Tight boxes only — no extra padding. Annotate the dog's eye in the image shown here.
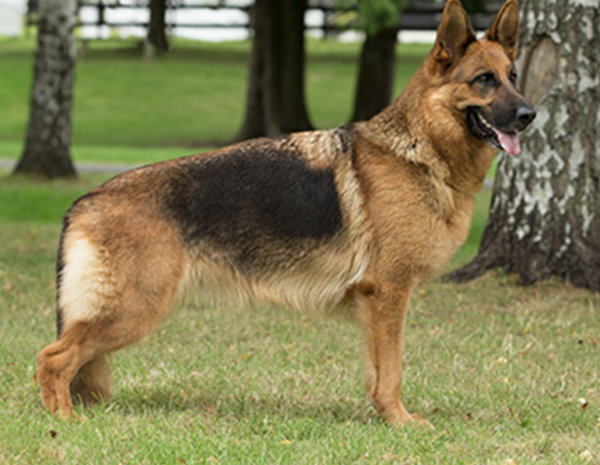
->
[474,72,496,85]
[509,70,518,83]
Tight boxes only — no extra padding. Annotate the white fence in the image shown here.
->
[0,0,25,37]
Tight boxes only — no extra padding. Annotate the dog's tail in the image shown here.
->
[56,217,69,338]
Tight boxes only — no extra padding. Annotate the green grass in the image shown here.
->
[1,37,599,463]
[1,174,599,464]
[0,140,196,168]
[0,36,496,177]
[0,37,430,158]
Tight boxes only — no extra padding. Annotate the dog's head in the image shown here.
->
[427,0,535,155]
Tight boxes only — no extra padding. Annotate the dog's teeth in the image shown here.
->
[478,113,492,129]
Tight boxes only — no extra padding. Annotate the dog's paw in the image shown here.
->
[408,413,434,430]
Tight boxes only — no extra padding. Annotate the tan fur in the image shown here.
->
[59,232,114,323]
[37,0,531,428]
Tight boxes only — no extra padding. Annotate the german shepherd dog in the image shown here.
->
[37,0,535,427]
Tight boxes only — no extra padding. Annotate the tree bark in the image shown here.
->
[350,27,398,122]
[145,0,170,60]
[234,0,280,140]
[15,0,77,179]
[277,0,312,133]
[234,0,312,141]
[449,0,600,291]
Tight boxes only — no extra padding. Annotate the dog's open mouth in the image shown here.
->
[466,108,521,155]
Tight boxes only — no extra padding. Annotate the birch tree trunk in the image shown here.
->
[15,0,77,179]
[450,0,600,291]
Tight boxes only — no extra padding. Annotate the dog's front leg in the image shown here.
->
[358,279,431,428]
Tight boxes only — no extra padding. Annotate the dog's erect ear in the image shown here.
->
[432,0,476,68]
[485,0,519,60]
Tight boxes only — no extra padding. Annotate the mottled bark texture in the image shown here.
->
[450,0,600,291]
[15,0,77,179]
[234,0,312,141]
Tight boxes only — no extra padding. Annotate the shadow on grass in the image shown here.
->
[109,385,374,426]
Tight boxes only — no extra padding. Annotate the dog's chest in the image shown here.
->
[357,157,474,278]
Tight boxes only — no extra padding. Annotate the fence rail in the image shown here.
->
[27,1,498,35]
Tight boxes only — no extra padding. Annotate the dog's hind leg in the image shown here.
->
[37,289,185,418]
[36,325,96,419]
[37,304,175,418]
[37,321,121,418]
[70,353,111,408]
[37,226,187,418]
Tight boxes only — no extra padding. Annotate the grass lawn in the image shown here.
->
[1,172,599,464]
[0,36,429,160]
[0,37,598,463]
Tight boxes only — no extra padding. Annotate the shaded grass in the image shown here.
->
[0,140,200,168]
[0,37,430,153]
[1,174,599,464]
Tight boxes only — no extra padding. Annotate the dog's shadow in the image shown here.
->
[99,385,373,425]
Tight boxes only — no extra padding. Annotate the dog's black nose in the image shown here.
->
[516,105,536,128]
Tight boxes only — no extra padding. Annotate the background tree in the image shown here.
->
[461,0,488,14]
[144,0,170,60]
[276,0,312,133]
[350,0,408,122]
[235,0,312,141]
[450,0,600,291]
[15,0,77,179]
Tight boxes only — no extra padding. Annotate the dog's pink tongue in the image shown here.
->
[494,129,521,155]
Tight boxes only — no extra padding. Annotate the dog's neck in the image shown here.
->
[364,70,497,196]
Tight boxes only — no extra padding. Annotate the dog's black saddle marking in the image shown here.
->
[165,147,343,249]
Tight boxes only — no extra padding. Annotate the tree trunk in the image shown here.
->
[234,0,280,140]
[145,0,170,60]
[350,27,397,122]
[235,0,312,141]
[15,0,77,179]
[449,0,600,291]
[277,0,312,133]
